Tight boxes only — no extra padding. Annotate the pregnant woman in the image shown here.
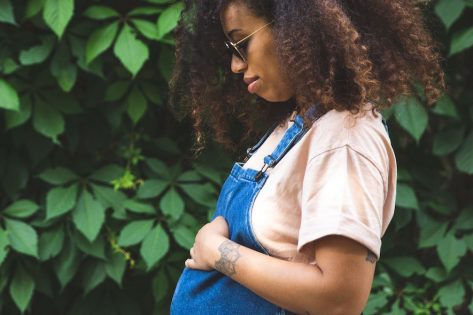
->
[169,0,445,314]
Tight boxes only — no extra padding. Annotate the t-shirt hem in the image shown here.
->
[297,214,382,259]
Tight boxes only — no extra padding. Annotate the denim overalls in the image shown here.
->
[170,108,389,315]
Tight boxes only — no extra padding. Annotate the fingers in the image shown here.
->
[190,246,195,258]
[185,258,194,268]
[186,246,195,268]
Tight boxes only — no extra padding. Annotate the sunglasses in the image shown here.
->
[224,21,274,63]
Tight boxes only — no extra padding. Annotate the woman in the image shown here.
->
[170,0,445,314]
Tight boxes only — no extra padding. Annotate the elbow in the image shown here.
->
[331,303,365,315]
[307,301,364,315]
[306,282,369,315]
[305,302,364,315]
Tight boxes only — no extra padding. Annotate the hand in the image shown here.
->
[186,216,229,271]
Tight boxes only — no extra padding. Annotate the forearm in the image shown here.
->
[208,236,362,315]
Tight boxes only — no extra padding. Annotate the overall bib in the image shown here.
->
[170,108,389,315]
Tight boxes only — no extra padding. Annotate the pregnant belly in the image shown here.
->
[170,267,282,315]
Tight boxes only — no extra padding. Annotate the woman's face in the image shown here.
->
[220,2,294,102]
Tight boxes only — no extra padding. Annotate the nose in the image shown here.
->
[230,54,247,73]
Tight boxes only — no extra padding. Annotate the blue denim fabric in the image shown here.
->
[171,108,389,315]
[170,113,311,315]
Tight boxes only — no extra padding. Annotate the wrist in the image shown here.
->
[208,235,229,268]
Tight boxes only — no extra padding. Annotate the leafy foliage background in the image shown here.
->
[0,0,472,314]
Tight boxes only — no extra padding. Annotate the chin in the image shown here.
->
[258,92,293,103]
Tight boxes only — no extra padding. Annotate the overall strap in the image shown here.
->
[244,120,280,162]
[255,104,322,180]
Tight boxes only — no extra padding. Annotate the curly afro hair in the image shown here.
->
[169,0,446,154]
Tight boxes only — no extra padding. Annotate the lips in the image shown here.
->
[244,76,259,85]
[244,76,259,94]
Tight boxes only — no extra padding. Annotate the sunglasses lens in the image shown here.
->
[224,41,246,61]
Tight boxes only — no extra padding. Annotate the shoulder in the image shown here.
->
[305,105,392,161]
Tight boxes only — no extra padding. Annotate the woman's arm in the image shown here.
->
[190,231,376,315]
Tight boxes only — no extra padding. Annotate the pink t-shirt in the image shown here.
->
[243,106,397,265]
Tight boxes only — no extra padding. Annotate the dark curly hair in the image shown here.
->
[169,0,446,154]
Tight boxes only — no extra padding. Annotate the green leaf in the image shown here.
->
[19,37,55,65]
[418,214,448,248]
[43,0,74,38]
[0,228,9,266]
[72,191,105,242]
[160,187,184,220]
[38,225,64,261]
[394,96,428,143]
[3,200,39,218]
[363,292,389,315]
[427,192,457,215]
[129,7,163,17]
[83,5,119,20]
[91,184,127,219]
[105,251,127,287]
[455,130,473,174]
[137,179,168,199]
[146,158,170,178]
[104,81,130,101]
[118,219,155,247]
[38,167,78,185]
[123,199,155,214]
[425,266,447,283]
[152,268,169,303]
[86,21,119,64]
[194,162,222,184]
[395,183,419,210]
[383,256,425,277]
[156,2,184,39]
[436,233,467,272]
[127,87,147,124]
[454,206,473,230]
[74,232,105,259]
[388,299,406,315]
[46,184,78,220]
[81,259,106,295]
[53,239,80,288]
[33,101,65,144]
[0,0,16,25]
[5,218,38,258]
[450,26,473,56]
[434,0,465,30]
[433,126,465,156]
[113,23,149,77]
[140,224,169,270]
[50,44,77,92]
[2,58,19,74]
[438,280,465,309]
[172,226,195,250]
[432,94,460,119]
[180,183,216,207]
[5,96,32,129]
[25,0,46,19]
[0,79,20,111]
[9,266,35,313]
[89,164,124,183]
[132,19,160,40]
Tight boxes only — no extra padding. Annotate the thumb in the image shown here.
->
[185,259,195,269]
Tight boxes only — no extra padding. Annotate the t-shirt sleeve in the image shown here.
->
[297,145,386,258]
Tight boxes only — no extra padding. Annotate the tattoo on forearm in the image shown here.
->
[215,240,241,277]
[365,250,377,264]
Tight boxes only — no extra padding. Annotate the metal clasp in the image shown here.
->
[255,163,269,181]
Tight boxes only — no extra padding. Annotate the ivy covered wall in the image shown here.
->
[0,0,472,314]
